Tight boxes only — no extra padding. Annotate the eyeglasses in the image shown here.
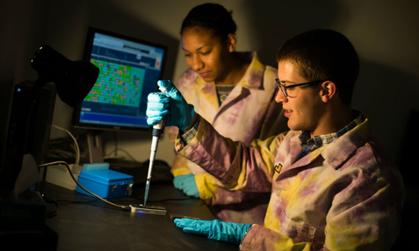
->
[275,78,325,98]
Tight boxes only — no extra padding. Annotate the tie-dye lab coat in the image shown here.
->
[175,118,404,250]
[167,52,288,224]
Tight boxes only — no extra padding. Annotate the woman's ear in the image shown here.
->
[227,34,237,52]
[320,81,337,103]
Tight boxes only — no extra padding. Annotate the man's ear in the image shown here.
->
[227,33,237,52]
[319,81,337,103]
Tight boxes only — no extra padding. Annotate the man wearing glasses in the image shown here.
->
[146,29,404,250]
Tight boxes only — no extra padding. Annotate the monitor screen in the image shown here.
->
[73,27,167,131]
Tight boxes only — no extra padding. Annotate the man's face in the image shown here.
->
[275,60,324,133]
[181,26,230,83]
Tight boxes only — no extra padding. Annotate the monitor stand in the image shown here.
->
[86,132,104,163]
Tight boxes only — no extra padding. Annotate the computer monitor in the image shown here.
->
[72,27,167,162]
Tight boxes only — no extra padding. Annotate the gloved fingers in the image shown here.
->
[157,79,184,101]
[184,189,199,198]
[174,218,211,236]
[183,183,199,198]
[187,220,210,232]
[174,218,207,228]
[173,174,192,188]
[173,177,181,188]
[173,176,186,189]
[173,217,199,228]
[146,108,168,117]
[175,218,251,244]
[146,94,169,115]
[147,92,170,103]
[146,92,170,126]
[146,101,168,111]
[173,175,185,187]
[157,80,174,93]
[146,116,165,126]
[173,175,199,198]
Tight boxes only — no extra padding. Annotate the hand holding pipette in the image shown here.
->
[144,80,195,206]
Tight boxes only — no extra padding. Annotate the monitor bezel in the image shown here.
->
[72,27,167,132]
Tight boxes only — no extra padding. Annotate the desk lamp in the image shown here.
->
[0,44,99,198]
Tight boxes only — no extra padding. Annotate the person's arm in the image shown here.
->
[174,102,286,200]
[175,119,282,193]
[176,161,403,251]
[173,117,403,250]
[194,172,226,201]
[166,127,196,189]
[146,79,279,195]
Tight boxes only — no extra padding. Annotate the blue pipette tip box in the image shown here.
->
[76,162,134,199]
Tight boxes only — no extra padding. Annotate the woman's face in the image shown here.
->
[181,26,231,83]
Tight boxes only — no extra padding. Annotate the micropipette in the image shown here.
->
[131,115,166,215]
[143,121,164,207]
[141,82,169,210]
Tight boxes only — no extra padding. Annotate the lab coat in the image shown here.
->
[168,52,288,223]
[176,117,404,250]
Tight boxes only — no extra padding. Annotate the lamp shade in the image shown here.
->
[30,44,99,107]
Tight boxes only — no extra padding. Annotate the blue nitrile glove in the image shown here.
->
[146,92,169,125]
[173,174,199,198]
[173,218,252,244]
[146,80,195,132]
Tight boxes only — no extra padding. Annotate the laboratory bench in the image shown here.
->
[43,182,237,251]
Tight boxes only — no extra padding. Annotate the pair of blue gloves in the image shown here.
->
[146,80,199,198]
[174,218,252,245]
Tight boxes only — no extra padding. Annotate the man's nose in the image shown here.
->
[275,88,287,103]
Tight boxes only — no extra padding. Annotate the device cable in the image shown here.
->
[52,124,80,167]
